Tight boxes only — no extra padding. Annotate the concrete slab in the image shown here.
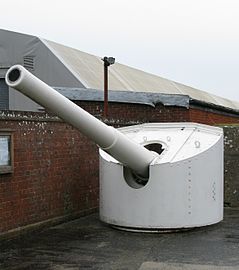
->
[0,208,239,270]
[139,262,238,270]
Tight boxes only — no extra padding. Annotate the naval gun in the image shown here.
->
[5,65,157,180]
[6,65,224,231]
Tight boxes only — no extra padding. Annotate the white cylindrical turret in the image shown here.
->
[5,65,157,178]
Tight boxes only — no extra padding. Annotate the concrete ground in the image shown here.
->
[0,208,239,270]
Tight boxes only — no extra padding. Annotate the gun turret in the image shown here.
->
[6,65,223,231]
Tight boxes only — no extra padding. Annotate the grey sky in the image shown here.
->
[1,0,239,101]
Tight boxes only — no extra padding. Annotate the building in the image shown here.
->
[1,29,239,119]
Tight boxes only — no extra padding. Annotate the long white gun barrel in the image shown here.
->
[5,65,157,178]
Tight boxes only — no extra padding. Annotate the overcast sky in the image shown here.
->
[1,0,239,101]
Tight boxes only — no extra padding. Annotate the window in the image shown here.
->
[0,132,14,174]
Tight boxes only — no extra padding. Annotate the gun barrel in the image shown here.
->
[5,65,157,177]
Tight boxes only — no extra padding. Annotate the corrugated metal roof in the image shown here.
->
[44,39,239,111]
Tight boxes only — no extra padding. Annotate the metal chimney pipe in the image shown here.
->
[5,65,158,178]
[102,56,115,118]
[103,62,108,118]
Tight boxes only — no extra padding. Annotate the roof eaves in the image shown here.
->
[54,87,190,108]
[190,98,239,115]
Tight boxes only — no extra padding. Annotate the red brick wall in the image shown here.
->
[189,107,239,124]
[0,113,99,234]
[0,102,239,235]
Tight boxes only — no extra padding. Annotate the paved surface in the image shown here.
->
[0,208,239,270]
[139,262,238,269]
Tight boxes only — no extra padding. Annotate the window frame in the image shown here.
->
[0,131,14,174]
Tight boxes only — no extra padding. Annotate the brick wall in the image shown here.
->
[0,112,99,234]
[189,107,239,124]
[224,126,239,207]
[0,102,239,235]
[78,101,239,125]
